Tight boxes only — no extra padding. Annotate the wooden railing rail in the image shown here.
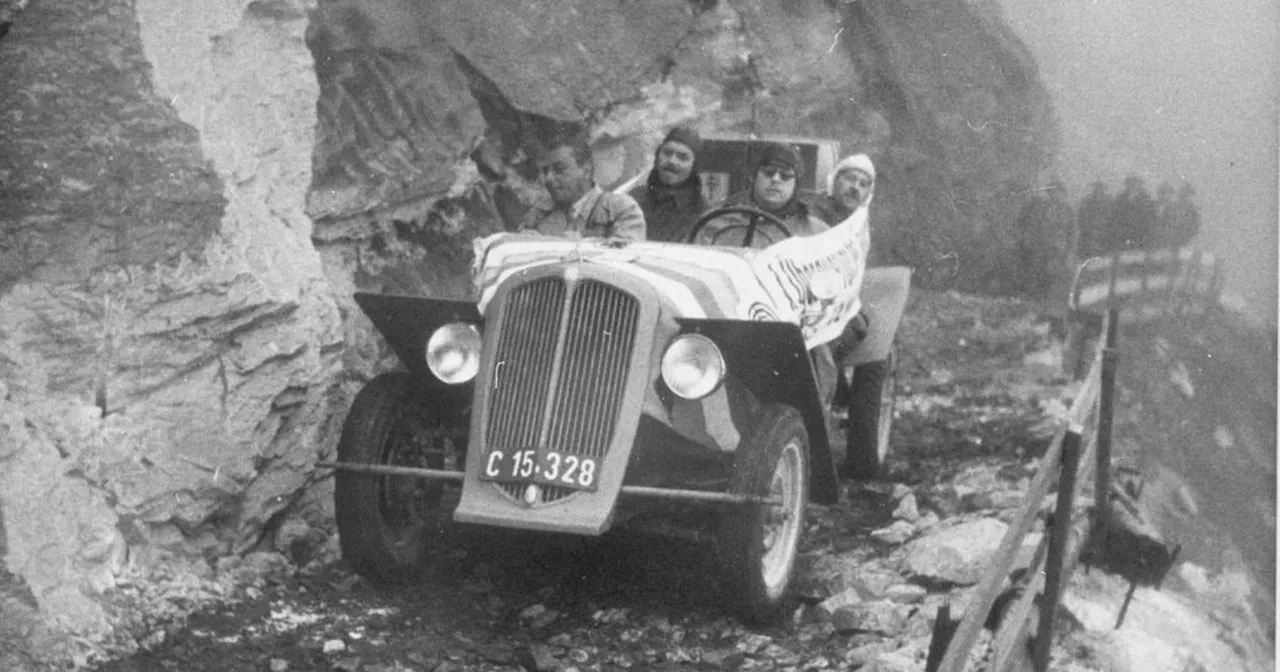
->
[1069,246,1223,320]
[929,307,1117,672]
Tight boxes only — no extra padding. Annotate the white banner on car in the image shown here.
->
[746,206,869,348]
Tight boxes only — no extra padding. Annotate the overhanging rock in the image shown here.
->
[1,0,343,660]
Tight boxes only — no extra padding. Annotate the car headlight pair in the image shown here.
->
[425,323,481,384]
[428,324,726,399]
[661,334,726,400]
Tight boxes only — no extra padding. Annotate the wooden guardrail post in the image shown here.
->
[1166,247,1182,316]
[1033,428,1083,671]
[1209,256,1225,306]
[1094,306,1120,560]
[1188,250,1205,314]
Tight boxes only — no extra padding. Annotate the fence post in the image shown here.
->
[1188,250,1205,313]
[1094,306,1120,561]
[1167,247,1182,316]
[1034,428,1083,671]
[1209,256,1225,306]
[924,602,953,672]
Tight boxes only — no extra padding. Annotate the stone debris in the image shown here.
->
[892,493,921,521]
[830,600,911,636]
[518,603,560,629]
[864,649,924,672]
[331,658,361,672]
[525,644,560,671]
[901,518,1009,585]
[591,607,629,624]
[844,640,894,667]
[872,520,917,545]
[817,587,863,618]
[972,489,1023,510]
[735,632,773,654]
[883,584,928,604]
[915,511,942,533]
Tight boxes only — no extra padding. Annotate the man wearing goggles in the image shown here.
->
[695,142,829,247]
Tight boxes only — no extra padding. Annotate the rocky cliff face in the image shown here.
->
[0,0,1056,663]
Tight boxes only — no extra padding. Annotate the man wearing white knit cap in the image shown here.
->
[823,153,876,224]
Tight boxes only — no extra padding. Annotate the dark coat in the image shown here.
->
[628,172,707,243]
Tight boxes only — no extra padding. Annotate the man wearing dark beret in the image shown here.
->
[628,126,708,242]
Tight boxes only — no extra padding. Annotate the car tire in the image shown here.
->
[843,348,897,480]
[335,372,450,585]
[716,404,809,624]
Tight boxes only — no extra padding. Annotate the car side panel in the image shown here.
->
[675,318,840,505]
[846,266,912,365]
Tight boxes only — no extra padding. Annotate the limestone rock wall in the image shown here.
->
[1,0,342,663]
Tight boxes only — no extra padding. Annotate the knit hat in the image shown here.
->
[827,154,875,195]
[754,142,803,178]
[660,126,702,156]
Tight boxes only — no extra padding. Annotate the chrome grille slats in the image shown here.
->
[483,273,640,505]
[486,277,564,455]
[545,280,639,460]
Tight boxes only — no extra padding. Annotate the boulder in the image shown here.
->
[919,483,975,517]
[972,489,1024,510]
[863,650,923,672]
[893,493,922,521]
[901,518,1009,585]
[871,520,918,545]
[883,584,928,604]
[843,641,894,668]
[798,554,907,600]
[829,600,912,637]
[817,588,864,619]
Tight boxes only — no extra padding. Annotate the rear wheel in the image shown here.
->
[335,372,455,584]
[717,404,809,623]
[843,348,897,480]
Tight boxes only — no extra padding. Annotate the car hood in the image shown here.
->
[472,208,869,349]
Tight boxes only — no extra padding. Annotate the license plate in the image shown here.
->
[480,449,599,491]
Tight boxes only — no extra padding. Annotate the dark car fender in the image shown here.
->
[354,292,481,409]
[676,318,840,505]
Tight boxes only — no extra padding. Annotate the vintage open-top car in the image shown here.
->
[327,138,912,621]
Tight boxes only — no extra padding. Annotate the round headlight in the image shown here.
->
[661,334,726,400]
[425,323,482,384]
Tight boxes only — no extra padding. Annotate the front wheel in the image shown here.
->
[717,404,809,623]
[334,372,456,584]
[843,349,897,480]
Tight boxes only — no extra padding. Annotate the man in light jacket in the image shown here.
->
[522,136,646,241]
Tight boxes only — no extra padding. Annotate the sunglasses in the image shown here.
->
[758,166,797,181]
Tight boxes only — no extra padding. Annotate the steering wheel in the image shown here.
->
[685,205,795,248]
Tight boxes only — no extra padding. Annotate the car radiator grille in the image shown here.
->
[486,277,640,503]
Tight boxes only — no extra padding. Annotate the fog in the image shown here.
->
[996,0,1279,319]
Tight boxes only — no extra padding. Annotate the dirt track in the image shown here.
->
[75,292,1278,671]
